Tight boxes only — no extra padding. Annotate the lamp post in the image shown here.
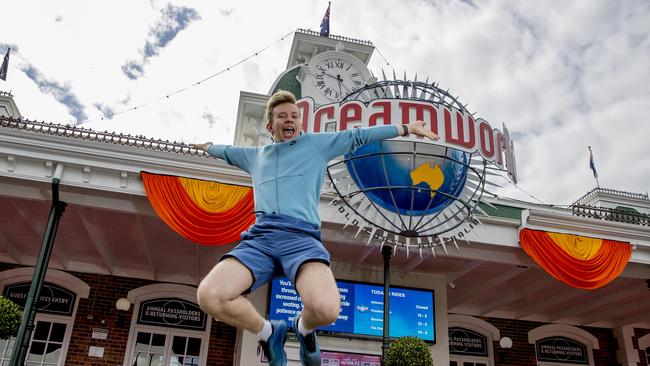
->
[381,245,393,365]
[10,166,66,366]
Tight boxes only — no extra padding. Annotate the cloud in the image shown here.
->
[202,111,224,130]
[20,63,87,123]
[122,4,201,80]
[220,8,235,17]
[0,43,17,55]
[93,103,115,120]
[118,93,131,105]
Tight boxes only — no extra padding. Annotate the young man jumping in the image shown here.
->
[193,90,438,365]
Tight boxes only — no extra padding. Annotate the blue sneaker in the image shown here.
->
[292,315,321,366]
[257,320,287,366]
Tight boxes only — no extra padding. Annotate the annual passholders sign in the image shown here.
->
[268,278,435,342]
[449,327,488,356]
[138,298,207,331]
[536,336,589,365]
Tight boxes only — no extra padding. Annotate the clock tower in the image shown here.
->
[234,29,376,146]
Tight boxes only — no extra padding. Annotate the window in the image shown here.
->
[0,338,15,366]
[0,268,89,366]
[26,321,66,366]
[123,284,211,366]
[449,357,487,366]
[170,335,201,366]
[0,319,69,366]
[128,329,203,366]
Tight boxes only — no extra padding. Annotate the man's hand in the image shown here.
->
[190,142,213,151]
[405,121,440,140]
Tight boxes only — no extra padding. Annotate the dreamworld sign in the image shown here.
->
[291,80,518,248]
[295,97,517,183]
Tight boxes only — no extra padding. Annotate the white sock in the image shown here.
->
[256,320,273,342]
[297,316,314,336]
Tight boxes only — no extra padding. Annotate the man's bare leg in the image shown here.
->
[197,257,264,333]
[295,262,341,329]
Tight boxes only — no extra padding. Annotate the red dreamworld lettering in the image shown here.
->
[494,130,505,167]
[295,99,312,133]
[314,105,335,133]
[368,101,392,127]
[502,125,518,183]
[477,118,495,159]
[398,101,438,135]
[340,102,363,131]
[296,98,515,178]
[444,108,475,149]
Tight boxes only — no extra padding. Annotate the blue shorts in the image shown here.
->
[221,213,330,293]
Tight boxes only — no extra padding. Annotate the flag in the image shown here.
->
[319,3,330,37]
[0,48,9,81]
[589,147,598,179]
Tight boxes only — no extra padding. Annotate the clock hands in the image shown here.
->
[320,70,343,83]
[319,70,344,98]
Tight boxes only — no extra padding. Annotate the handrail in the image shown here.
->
[574,187,649,205]
[571,204,649,226]
[296,28,373,46]
[0,115,207,157]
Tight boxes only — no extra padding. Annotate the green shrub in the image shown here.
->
[0,296,22,339]
[384,336,433,366]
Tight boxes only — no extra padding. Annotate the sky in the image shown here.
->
[1,0,649,206]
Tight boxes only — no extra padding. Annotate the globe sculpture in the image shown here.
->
[326,79,491,250]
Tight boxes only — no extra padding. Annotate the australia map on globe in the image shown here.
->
[409,162,444,198]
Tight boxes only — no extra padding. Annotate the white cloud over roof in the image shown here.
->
[1,0,648,205]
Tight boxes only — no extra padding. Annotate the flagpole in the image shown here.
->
[588,146,600,188]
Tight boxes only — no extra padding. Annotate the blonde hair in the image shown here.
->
[265,90,297,123]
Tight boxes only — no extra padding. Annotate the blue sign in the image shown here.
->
[268,278,435,342]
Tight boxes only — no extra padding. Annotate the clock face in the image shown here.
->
[312,57,366,101]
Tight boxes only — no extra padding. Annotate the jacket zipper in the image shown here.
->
[275,146,279,214]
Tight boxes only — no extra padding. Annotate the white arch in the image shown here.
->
[127,283,198,303]
[448,314,500,340]
[0,267,90,298]
[528,324,599,349]
[122,283,210,366]
[639,333,650,350]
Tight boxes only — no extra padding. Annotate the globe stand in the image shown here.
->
[327,142,488,247]
[381,244,393,366]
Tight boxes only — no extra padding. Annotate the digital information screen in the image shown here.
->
[268,278,435,342]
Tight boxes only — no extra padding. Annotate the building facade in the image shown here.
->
[0,29,649,366]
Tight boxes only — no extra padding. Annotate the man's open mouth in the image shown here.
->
[282,127,295,136]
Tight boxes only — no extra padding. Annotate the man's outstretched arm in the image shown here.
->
[312,120,439,160]
[190,142,256,172]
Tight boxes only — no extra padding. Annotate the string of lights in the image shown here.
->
[373,45,396,73]
[79,29,296,125]
[494,171,551,206]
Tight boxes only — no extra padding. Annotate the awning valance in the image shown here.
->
[141,172,255,246]
[519,228,631,290]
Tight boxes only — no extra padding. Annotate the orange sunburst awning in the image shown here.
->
[519,228,632,290]
[141,172,255,246]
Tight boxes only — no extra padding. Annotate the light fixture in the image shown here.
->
[499,336,513,349]
[115,298,131,311]
[448,282,457,289]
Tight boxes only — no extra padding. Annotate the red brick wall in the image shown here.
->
[2,263,643,366]
[0,264,237,365]
[485,317,620,366]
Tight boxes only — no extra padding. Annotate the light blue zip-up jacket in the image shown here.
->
[207,125,399,226]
